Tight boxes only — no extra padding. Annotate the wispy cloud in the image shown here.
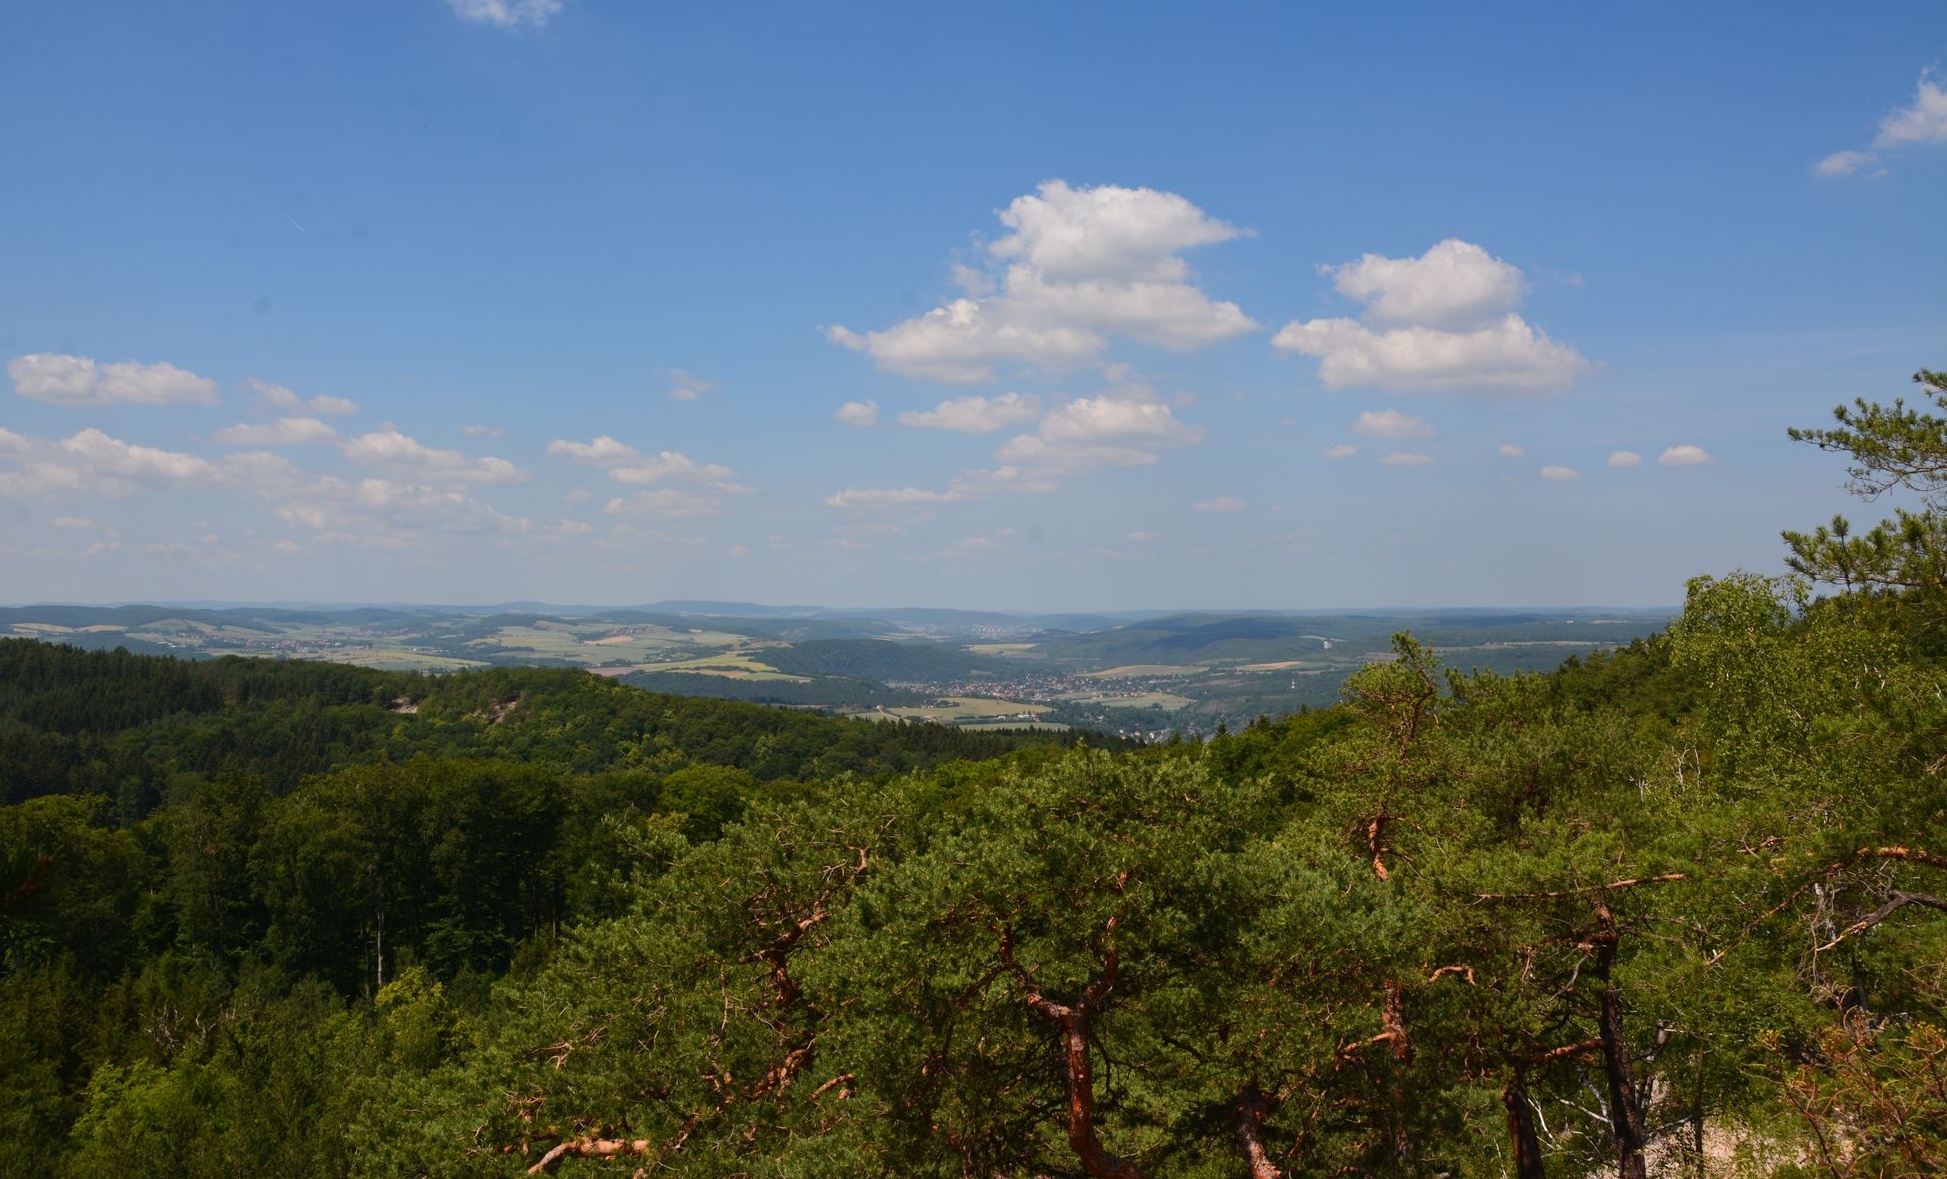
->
[1352,409,1434,438]
[446,0,564,29]
[667,369,717,401]
[213,418,339,446]
[1817,71,1947,176]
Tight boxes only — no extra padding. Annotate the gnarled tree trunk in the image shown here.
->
[998,922,1145,1179]
[1592,904,1647,1179]
[1503,1078,1546,1179]
[1235,1082,1283,1179]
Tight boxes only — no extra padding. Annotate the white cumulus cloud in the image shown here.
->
[608,453,744,489]
[342,430,527,485]
[271,475,532,548]
[1320,443,1359,459]
[834,400,880,428]
[1275,314,1586,394]
[1498,443,1526,457]
[1381,451,1435,467]
[1273,240,1587,394]
[827,386,1201,509]
[0,427,223,497]
[547,434,749,520]
[897,392,1043,432]
[1540,465,1580,481]
[1352,408,1435,438]
[1659,444,1714,466]
[828,180,1256,383]
[246,377,357,416]
[1194,496,1245,512]
[992,391,1204,476]
[1607,450,1642,468]
[11,353,219,406]
[546,436,638,465]
[1323,239,1524,331]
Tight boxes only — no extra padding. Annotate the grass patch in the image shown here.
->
[1081,664,1205,679]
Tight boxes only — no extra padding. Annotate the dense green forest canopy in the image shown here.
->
[3,369,1947,1177]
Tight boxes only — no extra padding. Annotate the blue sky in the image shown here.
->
[2,0,1943,610]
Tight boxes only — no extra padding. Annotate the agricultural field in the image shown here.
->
[850,695,1054,726]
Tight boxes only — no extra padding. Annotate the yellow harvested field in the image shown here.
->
[657,667,808,682]
[649,652,782,673]
[475,624,752,665]
[868,696,1049,723]
[1081,664,1204,679]
[1236,660,1303,671]
[1068,691,1195,709]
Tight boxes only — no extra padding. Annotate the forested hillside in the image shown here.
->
[3,371,1946,1176]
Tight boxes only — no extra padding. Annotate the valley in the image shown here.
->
[0,601,1675,737]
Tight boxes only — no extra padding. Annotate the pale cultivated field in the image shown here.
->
[853,696,1050,724]
[1065,691,1196,709]
[470,623,752,665]
[11,623,127,635]
[1081,664,1204,679]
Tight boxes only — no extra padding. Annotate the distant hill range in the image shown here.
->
[0,601,1679,735]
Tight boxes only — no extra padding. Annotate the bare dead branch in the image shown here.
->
[810,1072,854,1100]
[1817,890,1947,952]
[526,1137,650,1174]
[1856,846,1947,871]
[1524,1038,1603,1068]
